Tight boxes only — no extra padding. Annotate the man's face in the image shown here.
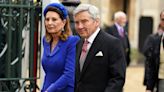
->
[74,11,99,39]
[160,12,164,30]
[118,15,127,27]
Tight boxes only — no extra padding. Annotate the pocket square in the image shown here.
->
[95,51,103,56]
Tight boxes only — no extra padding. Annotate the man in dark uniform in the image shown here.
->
[143,10,164,92]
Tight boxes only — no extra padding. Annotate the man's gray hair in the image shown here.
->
[114,11,126,21]
[73,4,100,20]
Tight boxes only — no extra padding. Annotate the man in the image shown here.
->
[143,10,164,92]
[73,4,126,92]
[106,11,131,66]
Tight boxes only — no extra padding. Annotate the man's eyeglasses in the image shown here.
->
[161,18,164,21]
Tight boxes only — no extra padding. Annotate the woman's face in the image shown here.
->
[45,11,65,34]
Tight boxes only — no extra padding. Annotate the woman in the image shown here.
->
[41,3,79,92]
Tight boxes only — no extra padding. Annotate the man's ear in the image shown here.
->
[95,18,100,26]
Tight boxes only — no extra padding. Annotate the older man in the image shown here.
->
[73,4,126,92]
[106,11,131,67]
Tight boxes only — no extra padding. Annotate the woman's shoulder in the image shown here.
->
[67,35,80,43]
[42,36,48,46]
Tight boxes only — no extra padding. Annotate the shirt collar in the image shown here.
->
[87,27,100,44]
[115,23,123,31]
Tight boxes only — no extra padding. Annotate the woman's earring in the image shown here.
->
[62,28,64,32]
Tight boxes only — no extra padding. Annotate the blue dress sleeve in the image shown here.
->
[47,36,80,91]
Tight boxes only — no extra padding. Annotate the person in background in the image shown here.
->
[143,10,164,92]
[106,11,131,67]
[73,4,126,92]
[41,3,79,92]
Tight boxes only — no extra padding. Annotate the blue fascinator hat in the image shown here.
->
[43,3,68,19]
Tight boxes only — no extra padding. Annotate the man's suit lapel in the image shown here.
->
[76,39,84,80]
[113,25,120,38]
[154,33,162,51]
[80,31,103,78]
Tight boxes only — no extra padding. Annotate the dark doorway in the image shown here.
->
[123,0,129,13]
[138,16,153,52]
